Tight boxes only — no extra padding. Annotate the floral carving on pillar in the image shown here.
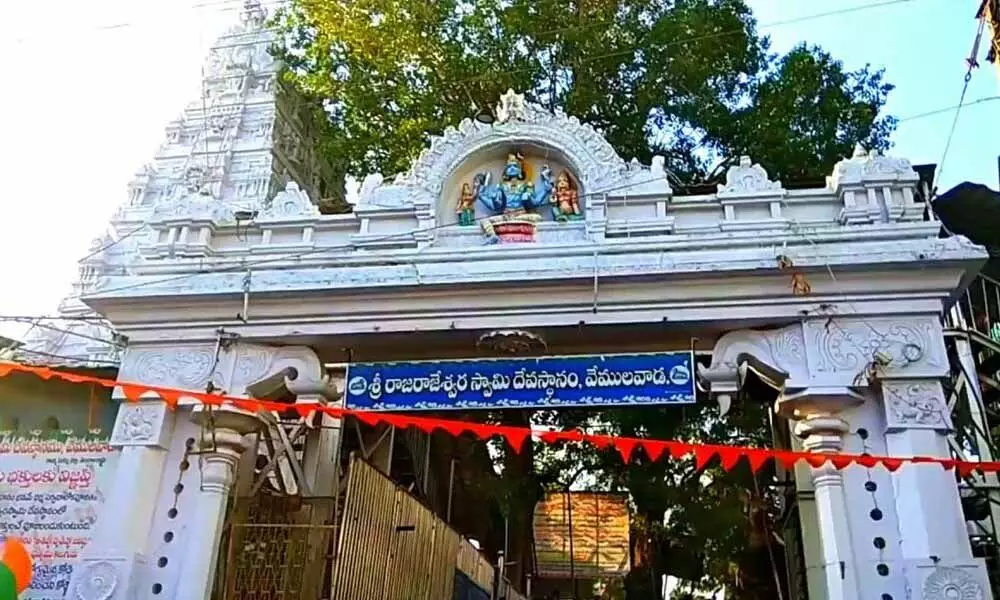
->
[922,566,985,600]
[110,403,168,445]
[120,346,217,389]
[882,380,951,431]
[72,560,118,600]
[803,317,947,378]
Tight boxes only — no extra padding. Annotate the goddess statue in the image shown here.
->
[551,171,581,221]
[456,182,476,226]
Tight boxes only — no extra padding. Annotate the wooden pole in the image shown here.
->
[446,458,457,524]
[567,491,577,600]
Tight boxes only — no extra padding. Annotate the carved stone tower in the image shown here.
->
[17,0,343,366]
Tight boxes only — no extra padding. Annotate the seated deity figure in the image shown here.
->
[551,170,581,221]
[470,152,554,218]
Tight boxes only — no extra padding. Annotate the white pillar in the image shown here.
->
[173,406,263,600]
[68,401,174,600]
[881,378,993,595]
[779,391,863,600]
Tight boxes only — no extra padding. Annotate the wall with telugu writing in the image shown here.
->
[0,369,119,599]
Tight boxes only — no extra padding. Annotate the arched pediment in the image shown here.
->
[358,90,669,211]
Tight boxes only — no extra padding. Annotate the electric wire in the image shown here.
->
[9,346,121,367]
[1,319,124,347]
[8,0,287,45]
[933,18,987,193]
[897,95,1000,124]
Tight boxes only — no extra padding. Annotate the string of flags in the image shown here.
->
[1,360,996,476]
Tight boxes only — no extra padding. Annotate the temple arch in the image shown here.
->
[356,90,672,240]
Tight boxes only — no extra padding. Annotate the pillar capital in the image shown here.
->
[793,414,851,454]
[189,405,264,495]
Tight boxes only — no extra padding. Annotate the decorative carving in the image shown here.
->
[73,560,118,600]
[495,88,528,123]
[717,156,783,196]
[392,90,635,202]
[883,380,951,430]
[121,347,217,389]
[806,318,946,376]
[110,403,165,444]
[477,330,547,355]
[356,173,384,206]
[150,192,234,224]
[922,566,985,600]
[828,144,919,190]
[704,324,808,385]
[258,181,319,220]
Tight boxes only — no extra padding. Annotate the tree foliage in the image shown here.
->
[274,0,895,187]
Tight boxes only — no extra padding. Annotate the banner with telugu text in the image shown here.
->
[346,352,695,411]
[0,435,118,599]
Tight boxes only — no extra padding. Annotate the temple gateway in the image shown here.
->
[8,4,1000,600]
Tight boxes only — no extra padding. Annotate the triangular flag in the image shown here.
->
[354,411,380,426]
[667,442,693,459]
[829,455,853,470]
[773,451,799,470]
[717,447,741,471]
[615,438,639,463]
[803,454,827,468]
[120,384,144,402]
[856,454,878,468]
[293,404,315,418]
[642,440,668,463]
[502,428,531,453]
[880,458,903,472]
[746,449,769,473]
[159,390,181,409]
[694,447,715,471]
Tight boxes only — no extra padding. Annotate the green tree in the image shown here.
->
[274,0,895,187]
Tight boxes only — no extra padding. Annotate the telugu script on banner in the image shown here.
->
[345,352,695,411]
[0,435,118,599]
[533,492,631,578]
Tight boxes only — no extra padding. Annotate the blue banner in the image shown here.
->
[345,352,695,411]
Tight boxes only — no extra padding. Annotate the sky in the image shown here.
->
[0,0,997,340]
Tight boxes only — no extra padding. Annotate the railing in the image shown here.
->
[952,272,1000,342]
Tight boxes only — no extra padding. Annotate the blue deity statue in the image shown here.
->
[470,152,554,218]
